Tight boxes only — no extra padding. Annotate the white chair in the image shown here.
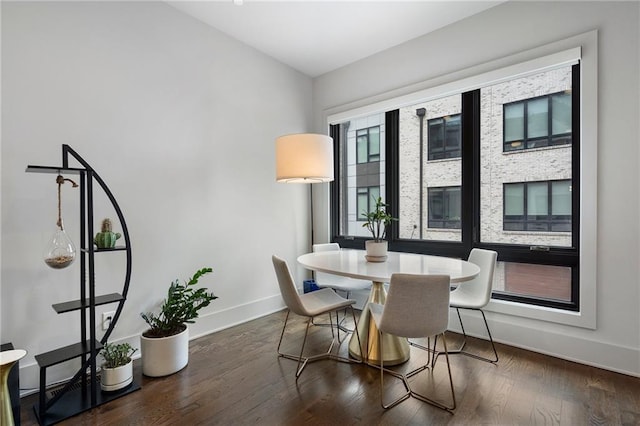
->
[271,255,363,379]
[312,243,371,333]
[448,248,499,363]
[312,243,372,297]
[370,273,455,411]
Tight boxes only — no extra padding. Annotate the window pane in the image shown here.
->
[552,92,572,135]
[504,103,524,142]
[429,189,443,220]
[399,94,461,241]
[357,189,368,220]
[527,182,548,216]
[369,127,380,156]
[337,113,386,237]
[428,118,444,158]
[504,184,524,215]
[481,65,572,248]
[494,262,572,303]
[527,98,548,139]
[552,180,571,215]
[356,132,368,164]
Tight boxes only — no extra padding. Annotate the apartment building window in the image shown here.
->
[357,186,380,221]
[356,126,380,163]
[428,186,461,229]
[428,114,461,160]
[504,92,572,151]
[503,180,572,232]
[331,44,593,322]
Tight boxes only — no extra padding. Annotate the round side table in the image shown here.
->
[1,349,26,426]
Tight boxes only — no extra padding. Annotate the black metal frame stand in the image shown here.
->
[26,145,139,425]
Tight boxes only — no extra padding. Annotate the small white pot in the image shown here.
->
[140,325,189,377]
[101,360,133,392]
[365,240,388,262]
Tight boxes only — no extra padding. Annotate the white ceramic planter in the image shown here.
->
[101,361,133,392]
[140,326,189,377]
[365,240,388,262]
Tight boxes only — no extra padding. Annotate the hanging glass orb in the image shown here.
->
[44,222,76,269]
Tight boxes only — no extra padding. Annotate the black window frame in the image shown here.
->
[428,186,462,229]
[331,63,580,312]
[356,126,381,164]
[503,91,572,152]
[428,113,462,160]
[356,186,380,222]
[503,180,572,232]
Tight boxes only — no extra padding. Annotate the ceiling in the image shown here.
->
[167,1,505,77]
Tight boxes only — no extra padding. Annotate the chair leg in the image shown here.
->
[277,307,362,380]
[444,307,498,364]
[411,332,456,412]
[377,330,410,409]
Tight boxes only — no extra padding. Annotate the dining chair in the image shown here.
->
[447,248,499,363]
[369,273,455,411]
[312,243,371,333]
[271,255,363,379]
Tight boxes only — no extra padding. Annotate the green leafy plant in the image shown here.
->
[141,267,217,338]
[100,342,137,369]
[362,196,397,242]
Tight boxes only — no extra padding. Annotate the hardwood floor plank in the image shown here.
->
[19,311,640,425]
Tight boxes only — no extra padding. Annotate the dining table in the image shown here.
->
[297,248,480,365]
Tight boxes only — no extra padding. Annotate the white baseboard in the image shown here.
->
[17,295,286,397]
[450,310,640,378]
[17,294,638,398]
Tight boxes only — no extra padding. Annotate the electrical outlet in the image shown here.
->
[102,311,116,331]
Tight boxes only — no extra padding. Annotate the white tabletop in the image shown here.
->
[297,249,479,283]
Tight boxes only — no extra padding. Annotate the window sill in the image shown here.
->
[486,297,595,329]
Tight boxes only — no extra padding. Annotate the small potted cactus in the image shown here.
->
[94,218,121,249]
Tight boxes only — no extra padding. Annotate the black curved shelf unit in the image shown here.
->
[27,145,140,425]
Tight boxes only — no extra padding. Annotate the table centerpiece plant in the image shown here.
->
[362,196,397,262]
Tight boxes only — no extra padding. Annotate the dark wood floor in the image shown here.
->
[20,310,640,425]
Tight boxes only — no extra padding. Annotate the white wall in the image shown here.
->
[1,1,313,391]
[313,1,640,376]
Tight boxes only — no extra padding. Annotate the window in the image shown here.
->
[428,114,461,160]
[504,92,572,151]
[357,186,380,221]
[503,180,571,232]
[330,44,591,320]
[428,187,461,229]
[356,126,380,163]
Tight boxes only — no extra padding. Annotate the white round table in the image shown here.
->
[298,249,480,365]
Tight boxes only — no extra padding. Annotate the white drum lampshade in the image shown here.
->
[275,133,334,183]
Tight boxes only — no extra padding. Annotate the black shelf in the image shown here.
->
[35,340,103,369]
[29,145,136,425]
[34,376,141,426]
[80,246,127,253]
[25,165,86,175]
[52,293,124,314]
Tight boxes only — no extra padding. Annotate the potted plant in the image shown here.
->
[100,342,137,392]
[362,197,397,262]
[140,267,216,377]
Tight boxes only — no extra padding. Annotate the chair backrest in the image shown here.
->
[312,243,342,287]
[312,243,340,253]
[378,273,451,338]
[272,255,307,316]
[453,248,497,307]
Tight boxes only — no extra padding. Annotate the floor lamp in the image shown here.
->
[275,133,334,249]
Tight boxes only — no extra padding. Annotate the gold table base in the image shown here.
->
[349,281,410,366]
